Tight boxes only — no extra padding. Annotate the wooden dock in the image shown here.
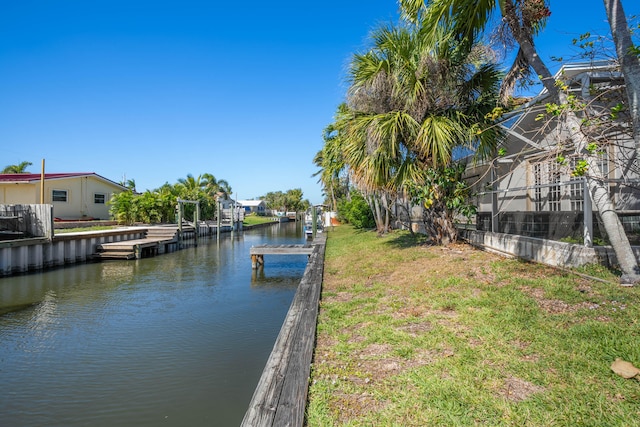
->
[242,235,326,426]
[249,244,314,269]
[93,225,192,260]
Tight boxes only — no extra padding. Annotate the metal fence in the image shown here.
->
[473,178,640,246]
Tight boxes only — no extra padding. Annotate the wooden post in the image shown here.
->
[250,254,265,269]
[231,198,235,238]
[311,205,317,239]
[217,200,221,241]
[195,201,200,247]
[40,159,45,204]
[177,200,183,247]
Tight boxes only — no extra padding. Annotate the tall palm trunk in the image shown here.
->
[367,193,384,233]
[330,185,337,212]
[604,0,640,149]
[504,0,640,284]
[380,192,389,233]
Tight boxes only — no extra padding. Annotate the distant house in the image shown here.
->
[237,199,267,215]
[0,172,128,220]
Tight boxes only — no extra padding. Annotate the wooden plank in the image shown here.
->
[250,245,314,256]
[241,235,326,427]
[93,251,136,260]
[97,237,174,251]
[272,246,324,426]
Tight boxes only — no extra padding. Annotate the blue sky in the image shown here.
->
[1,1,638,204]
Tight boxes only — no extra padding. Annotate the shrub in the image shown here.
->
[338,191,375,229]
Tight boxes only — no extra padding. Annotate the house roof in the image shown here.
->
[498,61,623,153]
[0,172,128,190]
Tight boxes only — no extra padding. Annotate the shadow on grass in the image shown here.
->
[384,230,431,249]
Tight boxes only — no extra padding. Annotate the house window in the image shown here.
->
[533,161,561,211]
[534,163,543,211]
[94,193,106,204]
[569,152,609,212]
[569,158,584,211]
[598,151,610,178]
[570,179,584,211]
[52,189,68,202]
[548,161,561,212]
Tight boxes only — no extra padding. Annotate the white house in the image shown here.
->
[237,199,267,215]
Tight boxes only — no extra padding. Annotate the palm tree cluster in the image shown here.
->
[109,173,232,225]
[315,16,503,242]
[315,0,640,282]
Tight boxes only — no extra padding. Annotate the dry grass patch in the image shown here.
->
[497,376,546,402]
[520,285,602,314]
[307,226,640,427]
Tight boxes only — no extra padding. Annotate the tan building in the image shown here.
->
[0,172,128,220]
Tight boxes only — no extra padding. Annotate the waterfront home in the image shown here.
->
[237,199,267,215]
[0,172,128,220]
[463,61,640,241]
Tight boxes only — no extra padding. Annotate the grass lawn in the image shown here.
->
[306,225,640,426]
[243,214,278,226]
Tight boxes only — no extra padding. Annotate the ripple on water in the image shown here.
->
[0,224,306,426]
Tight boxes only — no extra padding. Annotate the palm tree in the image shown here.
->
[201,173,232,200]
[335,22,502,238]
[2,161,32,174]
[401,0,640,283]
[313,123,349,211]
[177,174,204,193]
[125,179,136,192]
[215,179,232,199]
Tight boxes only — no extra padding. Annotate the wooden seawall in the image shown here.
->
[242,234,326,427]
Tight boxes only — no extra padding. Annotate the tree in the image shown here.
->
[109,190,136,225]
[109,173,232,224]
[176,174,205,194]
[262,189,308,213]
[334,22,501,240]
[313,123,349,211]
[405,164,477,244]
[121,178,136,192]
[285,188,306,212]
[402,0,640,283]
[201,173,232,200]
[2,161,32,173]
[263,191,287,212]
[338,189,376,229]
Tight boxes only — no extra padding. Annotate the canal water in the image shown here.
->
[0,222,307,426]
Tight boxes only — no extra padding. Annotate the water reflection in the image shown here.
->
[0,222,305,427]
